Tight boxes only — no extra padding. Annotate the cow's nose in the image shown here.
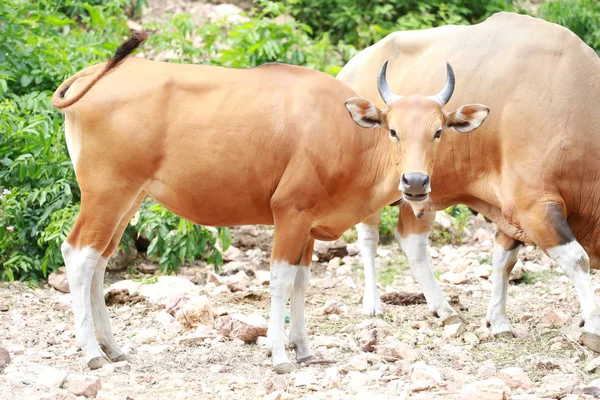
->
[400,173,430,200]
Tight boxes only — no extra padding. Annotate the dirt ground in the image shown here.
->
[2,214,600,399]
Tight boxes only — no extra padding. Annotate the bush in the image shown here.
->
[538,0,600,54]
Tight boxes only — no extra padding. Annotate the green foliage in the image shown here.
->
[379,206,399,237]
[289,0,518,48]
[538,0,600,54]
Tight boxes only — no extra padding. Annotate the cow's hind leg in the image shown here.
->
[486,230,522,338]
[357,211,383,316]
[63,186,142,369]
[289,238,315,363]
[267,207,313,374]
[92,193,146,362]
[523,202,600,351]
[396,205,460,325]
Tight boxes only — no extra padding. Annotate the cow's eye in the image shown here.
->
[434,129,443,139]
[389,129,397,138]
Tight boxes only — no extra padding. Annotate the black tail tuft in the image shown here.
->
[106,30,149,72]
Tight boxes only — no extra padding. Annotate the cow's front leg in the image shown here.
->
[267,207,313,374]
[397,207,459,324]
[486,230,522,338]
[357,211,383,316]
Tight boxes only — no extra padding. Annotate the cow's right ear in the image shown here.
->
[345,97,385,129]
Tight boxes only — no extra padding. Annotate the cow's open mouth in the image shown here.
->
[403,192,428,202]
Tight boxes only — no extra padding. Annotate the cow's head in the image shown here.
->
[345,61,489,217]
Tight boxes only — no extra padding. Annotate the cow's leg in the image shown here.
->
[397,205,459,324]
[92,193,145,362]
[63,185,141,369]
[267,207,312,374]
[357,211,382,315]
[524,202,600,351]
[486,230,522,338]
[289,238,315,363]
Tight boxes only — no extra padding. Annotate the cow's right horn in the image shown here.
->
[378,60,403,106]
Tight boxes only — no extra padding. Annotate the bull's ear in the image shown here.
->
[446,104,489,133]
[345,97,385,129]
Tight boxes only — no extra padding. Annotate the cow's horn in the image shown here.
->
[378,60,403,106]
[429,63,455,107]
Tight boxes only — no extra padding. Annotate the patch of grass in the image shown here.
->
[133,276,158,285]
[519,270,552,285]
[478,254,492,265]
[433,270,442,281]
[378,266,403,286]
[342,227,358,243]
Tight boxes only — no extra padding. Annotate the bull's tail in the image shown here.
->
[51,30,149,109]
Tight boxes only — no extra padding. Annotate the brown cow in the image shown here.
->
[51,32,487,372]
[338,11,600,351]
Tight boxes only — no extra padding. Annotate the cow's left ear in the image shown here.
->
[345,97,385,129]
[445,104,489,133]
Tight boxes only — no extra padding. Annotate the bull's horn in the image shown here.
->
[429,63,455,107]
[378,60,403,106]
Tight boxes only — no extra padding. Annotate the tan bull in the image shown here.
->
[338,11,600,351]
[51,31,487,372]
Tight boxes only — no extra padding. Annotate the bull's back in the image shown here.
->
[66,58,368,227]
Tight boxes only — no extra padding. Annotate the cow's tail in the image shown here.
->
[51,30,149,110]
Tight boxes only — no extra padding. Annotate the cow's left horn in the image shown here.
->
[429,63,455,107]
[378,60,403,106]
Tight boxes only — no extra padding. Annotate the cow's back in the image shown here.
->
[338,12,600,257]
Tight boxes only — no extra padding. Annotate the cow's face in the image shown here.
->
[345,61,489,217]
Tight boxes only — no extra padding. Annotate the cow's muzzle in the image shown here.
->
[400,172,430,202]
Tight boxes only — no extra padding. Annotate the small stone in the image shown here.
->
[293,371,318,387]
[441,271,469,285]
[536,373,579,398]
[265,391,283,400]
[253,270,270,286]
[215,313,267,343]
[5,362,69,388]
[0,345,11,370]
[541,309,570,327]
[222,245,241,262]
[48,267,70,293]
[584,356,600,373]
[498,367,532,389]
[476,264,493,279]
[134,328,159,344]
[315,300,345,316]
[65,374,102,398]
[265,375,288,393]
[582,378,600,396]
[328,257,341,270]
[358,319,392,352]
[107,246,137,271]
[347,243,360,256]
[207,272,224,285]
[460,378,508,400]
[313,239,348,262]
[101,363,115,373]
[521,313,534,322]
[510,260,524,281]
[175,295,215,329]
[339,353,382,373]
[209,364,224,373]
[346,370,369,390]
[375,337,418,361]
[177,325,216,346]
[444,322,466,338]
[410,362,443,392]
[224,270,251,292]
[136,263,158,274]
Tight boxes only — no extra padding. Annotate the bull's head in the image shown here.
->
[345,60,489,217]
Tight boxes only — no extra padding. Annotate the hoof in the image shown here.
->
[110,353,129,362]
[273,362,296,374]
[442,314,465,326]
[581,332,600,353]
[494,331,515,340]
[88,356,110,370]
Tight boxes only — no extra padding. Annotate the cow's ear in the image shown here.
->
[345,97,385,129]
[446,104,489,133]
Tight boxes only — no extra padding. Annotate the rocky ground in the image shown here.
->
[2,214,600,399]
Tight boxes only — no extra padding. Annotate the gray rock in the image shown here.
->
[48,267,70,293]
[65,374,102,398]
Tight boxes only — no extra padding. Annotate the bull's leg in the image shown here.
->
[486,230,522,338]
[289,238,315,363]
[63,185,141,369]
[267,207,313,374]
[397,205,459,324]
[91,193,145,362]
[523,202,600,351]
[357,211,382,315]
